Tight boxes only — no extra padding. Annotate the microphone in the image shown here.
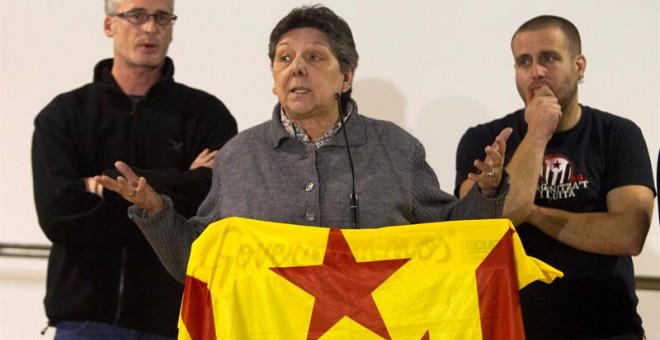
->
[334,93,360,229]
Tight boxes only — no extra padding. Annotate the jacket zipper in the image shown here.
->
[113,92,142,324]
[114,98,139,324]
[114,246,128,323]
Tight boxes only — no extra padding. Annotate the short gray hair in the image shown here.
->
[104,0,175,15]
[104,0,121,15]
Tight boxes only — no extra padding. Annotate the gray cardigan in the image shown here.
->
[130,101,507,283]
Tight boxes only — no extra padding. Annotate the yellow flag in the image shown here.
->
[178,217,561,340]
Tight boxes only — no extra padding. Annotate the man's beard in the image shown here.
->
[518,73,579,110]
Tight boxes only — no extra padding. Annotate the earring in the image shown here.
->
[577,74,585,84]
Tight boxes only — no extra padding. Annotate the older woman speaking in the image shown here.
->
[97,5,512,283]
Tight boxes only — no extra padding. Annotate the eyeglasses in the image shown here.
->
[113,10,177,26]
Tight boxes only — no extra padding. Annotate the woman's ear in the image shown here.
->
[342,68,355,93]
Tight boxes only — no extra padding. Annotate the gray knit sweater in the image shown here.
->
[130,101,507,283]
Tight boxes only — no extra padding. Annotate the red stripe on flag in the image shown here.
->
[475,229,525,340]
[181,275,217,340]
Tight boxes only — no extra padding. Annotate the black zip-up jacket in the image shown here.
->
[31,58,237,336]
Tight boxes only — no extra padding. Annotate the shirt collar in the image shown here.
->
[280,103,354,148]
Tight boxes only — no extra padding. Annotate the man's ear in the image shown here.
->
[576,53,587,78]
[104,16,115,37]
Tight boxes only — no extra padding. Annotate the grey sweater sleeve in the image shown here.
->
[410,141,508,223]
[128,196,201,284]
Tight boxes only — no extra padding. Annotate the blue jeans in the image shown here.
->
[54,321,176,340]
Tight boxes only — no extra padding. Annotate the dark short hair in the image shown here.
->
[512,15,582,56]
[268,5,359,74]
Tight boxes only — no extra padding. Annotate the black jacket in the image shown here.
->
[31,58,237,336]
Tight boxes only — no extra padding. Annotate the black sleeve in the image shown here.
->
[105,94,238,218]
[32,99,144,244]
[32,92,237,244]
[605,118,656,194]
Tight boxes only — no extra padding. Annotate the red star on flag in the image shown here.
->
[270,228,410,340]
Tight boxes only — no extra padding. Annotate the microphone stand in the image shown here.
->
[334,93,360,229]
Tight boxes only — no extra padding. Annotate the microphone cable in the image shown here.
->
[334,93,359,229]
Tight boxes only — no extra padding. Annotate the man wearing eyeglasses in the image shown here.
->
[31,0,237,339]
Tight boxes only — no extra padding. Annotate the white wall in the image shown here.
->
[1,0,658,339]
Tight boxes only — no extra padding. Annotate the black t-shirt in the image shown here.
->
[455,105,655,338]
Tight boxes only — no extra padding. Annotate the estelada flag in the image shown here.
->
[179,217,562,340]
